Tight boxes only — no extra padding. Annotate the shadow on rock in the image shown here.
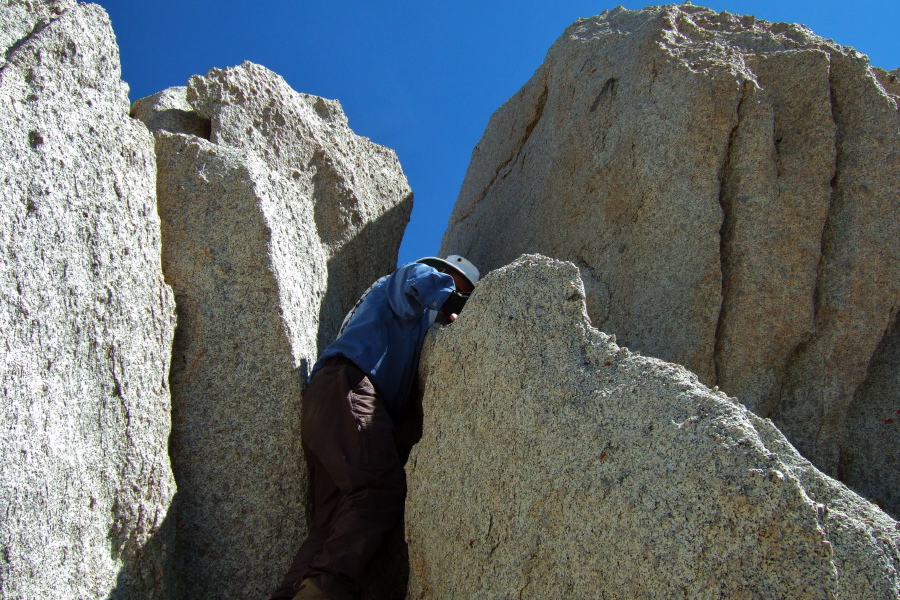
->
[108,501,179,600]
[314,177,414,356]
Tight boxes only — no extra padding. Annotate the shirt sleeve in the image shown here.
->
[385,262,455,319]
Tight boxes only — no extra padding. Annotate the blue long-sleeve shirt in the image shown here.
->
[311,262,456,419]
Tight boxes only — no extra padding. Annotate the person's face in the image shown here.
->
[444,270,474,294]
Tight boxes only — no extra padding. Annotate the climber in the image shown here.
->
[269,255,480,600]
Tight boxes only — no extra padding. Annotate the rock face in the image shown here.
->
[130,86,210,139]
[407,254,900,600]
[0,1,177,598]
[439,5,900,514]
[135,63,412,599]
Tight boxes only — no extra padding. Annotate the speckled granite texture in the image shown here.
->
[440,4,900,517]
[408,255,900,600]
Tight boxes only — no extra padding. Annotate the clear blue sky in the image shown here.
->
[95,0,899,266]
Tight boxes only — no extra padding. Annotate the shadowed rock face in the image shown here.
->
[135,63,412,599]
[0,1,176,598]
[407,254,900,600]
[439,4,900,515]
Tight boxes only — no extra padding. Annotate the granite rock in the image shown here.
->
[131,86,211,139]
[185,62,413,351]
[841,312,900,515]
[139,62,412,598]
[407,254,900,599]
[0,0,73,70]
[439,4,900,514]
[0,2,176,598]
[154,132,312,600]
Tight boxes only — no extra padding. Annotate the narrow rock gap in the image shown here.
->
[767,53,841,420]
[793,55,843,453]
[815,53,842,338]
[472,71,549,210]
[712,79,751,389]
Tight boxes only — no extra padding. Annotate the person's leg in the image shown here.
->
[269,357,406,600]
[304,358,406,600]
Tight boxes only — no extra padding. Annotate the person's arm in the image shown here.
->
[385,262,455,320]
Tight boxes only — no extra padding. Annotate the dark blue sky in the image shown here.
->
[95,0,899,266]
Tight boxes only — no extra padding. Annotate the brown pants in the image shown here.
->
[269,356,406,600]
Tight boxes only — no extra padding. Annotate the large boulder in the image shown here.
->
[134,62,412,599]
[0,1,176,598]
[439,4,900,514]
[407,254,900,599]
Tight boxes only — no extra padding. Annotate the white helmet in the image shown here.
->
[416,255,480,288]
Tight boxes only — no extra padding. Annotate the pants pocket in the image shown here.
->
[348,382,398,471]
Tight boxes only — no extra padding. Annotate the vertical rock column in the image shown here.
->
[0,2,176,598]
[137,62,412,599]
[771,50,900,476]
[154,132,314,600]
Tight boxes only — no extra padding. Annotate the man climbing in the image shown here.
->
[269,255,480,600]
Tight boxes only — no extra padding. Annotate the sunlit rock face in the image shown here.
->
[439,4,900,515]
[0,1,177,598]
[135,62,412,599]
[407,254,900,600]
[131,86,211,139]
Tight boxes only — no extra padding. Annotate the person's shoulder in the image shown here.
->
[394,261,438,278]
